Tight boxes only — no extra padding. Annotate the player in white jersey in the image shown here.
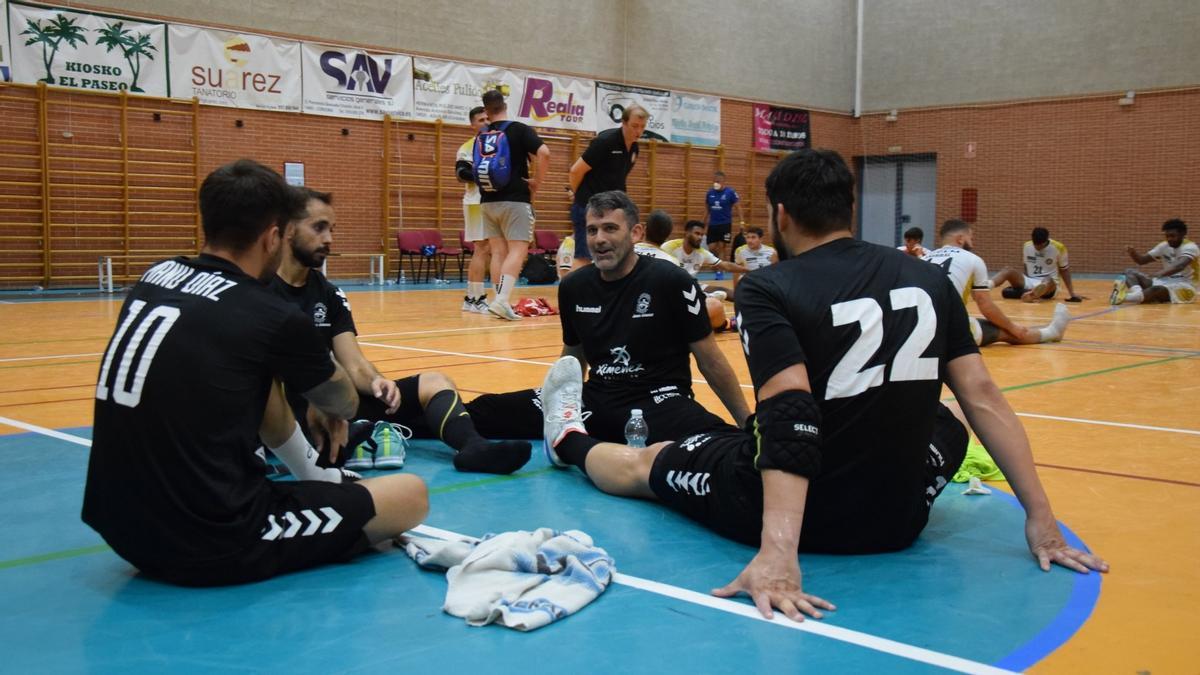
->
[991,227,1082,302]
[923,219,1070,346]
[1111,219,1198,304]
[733,227,779,271]
[663,220,749,302]
[896,226,929,258]
[455,106,497,313]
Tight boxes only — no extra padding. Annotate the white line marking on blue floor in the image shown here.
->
[409,525,1015,675]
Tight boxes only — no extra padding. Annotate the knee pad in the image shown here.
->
[1001,287,1023,299]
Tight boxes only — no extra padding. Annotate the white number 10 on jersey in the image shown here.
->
[826,287,938,400]
[95,300,182,408]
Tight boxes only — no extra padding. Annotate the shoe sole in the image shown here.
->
[488,304,521,321]
[540,356,581,468]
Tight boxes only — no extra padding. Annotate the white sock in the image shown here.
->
[467,281,485,300]
[1038,304,1070,342]
[268,422,344,483]
[1125,286,1144,304]
[496,274,517,304]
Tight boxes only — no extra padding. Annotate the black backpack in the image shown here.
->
[520,254,556,284]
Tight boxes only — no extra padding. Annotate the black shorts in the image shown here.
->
[648,404,969,553]
[707,222,732,245]
[144,480,375,587]
[465,383,738,443]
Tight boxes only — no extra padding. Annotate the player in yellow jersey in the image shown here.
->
[923,220,1070,346]
[1110,219,1198,304]
[991,228,1083,302]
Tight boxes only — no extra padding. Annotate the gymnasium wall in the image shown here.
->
[862,0,1200,111]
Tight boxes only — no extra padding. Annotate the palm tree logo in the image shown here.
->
[95,22,158,93]
[20,13,89,85]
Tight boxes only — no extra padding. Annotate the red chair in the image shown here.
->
[397,230,434,283]
[534,230,561,256]
[424,229,465,282]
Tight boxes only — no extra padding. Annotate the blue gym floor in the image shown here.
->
[1,427,1097,674]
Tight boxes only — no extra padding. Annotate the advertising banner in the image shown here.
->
[9,1,167,94]
[301,42,412,120]
[595,81,671,141]
[0,0,11,82]
[752,103,811,151]
[411,57,522,124]
[169,24,301,112]
[670,92,721,146]
[514,71,596,132]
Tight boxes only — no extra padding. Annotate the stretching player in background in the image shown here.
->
[991,227,1083,302]
[897,226,929,258]
[557,234,575,280]
[538,149,1106,620]
[1110,218,1198,305]
[271,187,531,475]
[663,220,749,301]
[923,219,1071,346]
[733,226,778,286]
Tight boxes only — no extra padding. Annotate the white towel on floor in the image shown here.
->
[403,528,614,631]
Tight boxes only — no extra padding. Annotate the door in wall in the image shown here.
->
[856,155,937,250]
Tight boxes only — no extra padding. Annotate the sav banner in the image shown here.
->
[670,92,721,147]
[9,1,166,94]
[753,103,811,151]
[515,71,596,132]
[169,25,300,112]
[412,57,522,124]
[595,81,670,141]
[302,43,412,120]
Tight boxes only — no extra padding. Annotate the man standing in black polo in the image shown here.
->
[567,105,647,271]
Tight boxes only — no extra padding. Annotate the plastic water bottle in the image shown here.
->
[624,409,648,448]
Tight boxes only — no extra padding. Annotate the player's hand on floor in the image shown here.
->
[371,375,401,414]
[712,551,835,622]
[1025,514,1109,574]
[1066,295,1085,302]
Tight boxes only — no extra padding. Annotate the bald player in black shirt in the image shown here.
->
[539,149,1107,621]
[82,160,428,586]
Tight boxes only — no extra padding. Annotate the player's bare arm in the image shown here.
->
[331,332,400,414]
[689,335,751,426]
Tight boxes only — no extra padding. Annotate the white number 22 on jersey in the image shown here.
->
[825,287,938,400]
[95,300,181,408]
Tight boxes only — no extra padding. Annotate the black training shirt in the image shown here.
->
[479,120,545,204]
[574,127,638,206]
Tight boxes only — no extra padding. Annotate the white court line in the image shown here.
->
[359,323,557,339]
[359,342,757,390]
[1014,412,1200,436]
[409,524,1012,675]
[0,351,103,364]
[0,415,91,447]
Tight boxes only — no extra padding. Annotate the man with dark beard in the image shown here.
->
[269,187,531,475]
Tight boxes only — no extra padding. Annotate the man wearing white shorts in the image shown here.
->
[456,106,495,313]
[1111,219,1198,305]
[991,227,1083,302]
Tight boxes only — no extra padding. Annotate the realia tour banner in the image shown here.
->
[301,42,413,120]
[9,1,166,94]
[169,25,300,112]
[411,57,522,124]
[753,103,811,151]
[515,71,596,132]
[670,92,721,147]
[595,81,670,141]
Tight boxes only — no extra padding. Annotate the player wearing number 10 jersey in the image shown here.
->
[537,149,1106,622]
[82,160,428,586]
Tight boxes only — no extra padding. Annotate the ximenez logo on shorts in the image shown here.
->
[520,77,586,124]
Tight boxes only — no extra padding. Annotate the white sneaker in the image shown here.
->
[707,289,727,302]
[469,298,491,314]
[488,299,521,321]
[539,355,586,468]
[461,296,475,312]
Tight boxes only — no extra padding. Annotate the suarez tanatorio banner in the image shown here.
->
[168,25,301,112]
[411,57,522,124]
[301,42,412,120]
[752,103,811,151]
[514,70,596,132]
[670,92,721,146]
[9,1,167,95]
[595,81,670,141]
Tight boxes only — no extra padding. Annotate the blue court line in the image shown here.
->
[987,489,1102,671]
